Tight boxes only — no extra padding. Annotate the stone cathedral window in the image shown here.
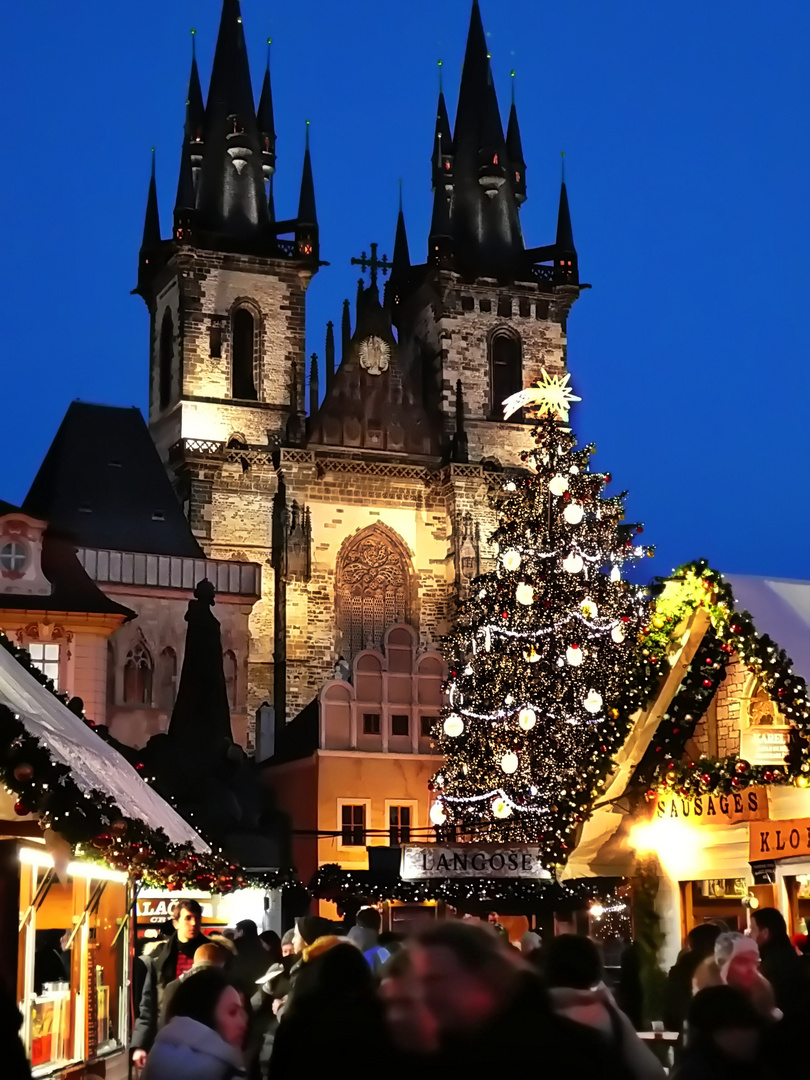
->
[231,307,257,401]
[337,528,410,656]
[490,330,522,419]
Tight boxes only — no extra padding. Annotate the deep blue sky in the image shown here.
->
[1,1,807,581]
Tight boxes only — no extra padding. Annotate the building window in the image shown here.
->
[497,297,512,318]
[519,298,531,317]
[159,309,174,410]
[391,714,409,737]
[341,804,366,846]
[224,650,237,710]
[28,643,60,688]
[123,643,153,706]
[210,322,223,359]
[479,298,492,313]
[389,805,412,845]
[157,647,177,711]
[490,331,522,419]
[0,540,27,573]
[336,526,411,656]
[421,716,437,737]
[363,713,381,735]
[461,295,475,312]
[231,308,257,401]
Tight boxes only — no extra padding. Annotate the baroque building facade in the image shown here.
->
[136,0,585,745]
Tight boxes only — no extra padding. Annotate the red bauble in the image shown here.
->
[701,773,712,786]
[672,728,680,735]
[731,777,741,789]
[622,616,630,623]
[13,763,35,783]
[736,760,750,775]
[636,526,644,534]
[111,819,127,836]
[703,678,712,688]
[94,833,114,848]
[13,800,30,817]
[764,771,774,783]
[501,612,508,620]
[730,623,742,634]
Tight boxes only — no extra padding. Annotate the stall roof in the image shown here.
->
[0,644,208,852]
[724,576,810,683]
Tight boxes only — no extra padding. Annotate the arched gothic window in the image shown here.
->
[489,330,522,419]
[159,310,174,410]
[224,651,238,710]
[158,647,177,710]
[231,308,257,401]
[123,642,153,706]
[337,528,410,656]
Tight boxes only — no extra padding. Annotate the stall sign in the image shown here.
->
[740,727,791,766]
[749,818,810,861]
[137,896,216,925]
[400,844,550,880]
[651,788,767,826]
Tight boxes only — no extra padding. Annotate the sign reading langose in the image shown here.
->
[400,844,551,880]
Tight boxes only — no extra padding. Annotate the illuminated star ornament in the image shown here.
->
[502,371,582,423]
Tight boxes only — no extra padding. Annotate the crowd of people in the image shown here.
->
[123,900,810,1079]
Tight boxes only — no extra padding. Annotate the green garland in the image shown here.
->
[0,632,297,893]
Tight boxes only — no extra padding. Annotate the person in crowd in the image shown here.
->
[520,929,542,957]
[543,934,665,1080]
[268,938,395,1077]
[379,946,439,1063]
[290,915,334,956]
[1,987,31,1080]
[157,902,179,940]
[749,906,809,1018]
[142,967,248,1080]
[409,921,626,1078]
[161,941,231,1026]
[257,930,282,964]
[280,929,296,957]
[664,923,722,1035]
[231,920,270,996]
[617,939,644,1030]
[673,986,766,1080]
[347,906,392,973]
[693,932,779,1021]
[33,929,68,993]
[131,898,208,1068]
[249,953,295,1077]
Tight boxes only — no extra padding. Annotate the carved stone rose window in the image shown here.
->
[337,530,409,655]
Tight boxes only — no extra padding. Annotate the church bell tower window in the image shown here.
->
[489,330,522,420]
[231,308,258,401]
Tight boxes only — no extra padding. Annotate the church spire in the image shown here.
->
[325,321,335,390]
[505,72,526,205]
[141,150,161,254]
[195,0,271,240]
[431,61,454,191]
[388,185,411,313]
[554,154,578,283]
[186,29,205,143]
[295,122,319,262]
[309,353,319,417]
[341,299,351,361]
[257,39,277,182]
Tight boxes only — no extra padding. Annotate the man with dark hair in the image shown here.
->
[131,898,207,1067]
[410,922,624,1078]
[750,906,809,1018]
[232,917,270,993]
[663,922,722,1035]
[348,906,391,974]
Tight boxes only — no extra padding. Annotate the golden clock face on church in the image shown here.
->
[359,336,390,375]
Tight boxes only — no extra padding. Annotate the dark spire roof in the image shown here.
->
[309,353,319,417]
[341,299,351,360]
[297,122,317,226]
[175,134,196,215]
[24,403,205,559]
[257,39,277,180]
[428,185,453,265]
[556,156,575,252]
[186,28,205,142]
[195,0,271,239]
[432,64,454,191]
[392,186,411,275]
[506,73,526,205]
[325,321,335,389]
[141,151,161,253]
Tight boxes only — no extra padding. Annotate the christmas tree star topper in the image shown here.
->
[502,371,582,423]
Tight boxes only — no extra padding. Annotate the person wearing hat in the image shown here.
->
[280,929,296,957]
[693,932,780,1021]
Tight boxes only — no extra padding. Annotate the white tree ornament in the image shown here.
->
[611,625,626,644]
[518,707,537,731]
[583,690,603,714]
[491,797,513,819]
[563,502,584,524]
[548,475,569,497]
[443,715,464,737]
[516,583,534,605]
[429,801,447,825]
[501,549,522,571]
[563,553,584,574]
[500,751,519,774]
[566,645,583,667]
[580,598,598,620]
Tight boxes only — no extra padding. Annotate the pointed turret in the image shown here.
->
[141,151,161,254]
[195,0,271,240]
[309,353,319,417]
[506,73,526,205]
[428,185,454,269]
[388,185,411,313]
[295,122,319,262]
[186,29,205,148]
[432,62,454,191]
[325,321,335,390]
[257,40,277,182]
[554,155,578,284]
[341,299,351,361]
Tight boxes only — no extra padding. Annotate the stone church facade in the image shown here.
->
[136,0,585,744]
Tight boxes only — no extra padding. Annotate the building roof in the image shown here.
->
[24,402,205,558]
[724,575,810,683]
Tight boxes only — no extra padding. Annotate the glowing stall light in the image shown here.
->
[19,846,128,883]
[629,817,701,878]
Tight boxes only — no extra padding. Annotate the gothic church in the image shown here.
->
[135,0,583,744]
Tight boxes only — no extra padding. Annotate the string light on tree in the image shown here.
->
[431,381,653,865]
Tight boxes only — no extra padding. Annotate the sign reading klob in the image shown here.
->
[400,845,550,880]
[750,818,810,861]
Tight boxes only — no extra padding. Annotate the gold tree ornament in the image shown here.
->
[502,371,582,423]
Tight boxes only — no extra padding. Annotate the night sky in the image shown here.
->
[1,1,807,581]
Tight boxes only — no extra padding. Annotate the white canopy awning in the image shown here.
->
[0,643,208,852]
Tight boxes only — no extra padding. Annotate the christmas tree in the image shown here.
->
[431,376,653,865]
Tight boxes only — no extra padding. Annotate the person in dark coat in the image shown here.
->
[1,988,31,1080]
[231,920,269,997]
[673,986,769,1080]
[749,907,809,1019]
[132,899,208,1067]
[410,921,627,1080]
[268,939,395,1079]
[663,924,722,1035]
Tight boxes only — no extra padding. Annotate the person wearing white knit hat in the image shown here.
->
[693,932,781,1021]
